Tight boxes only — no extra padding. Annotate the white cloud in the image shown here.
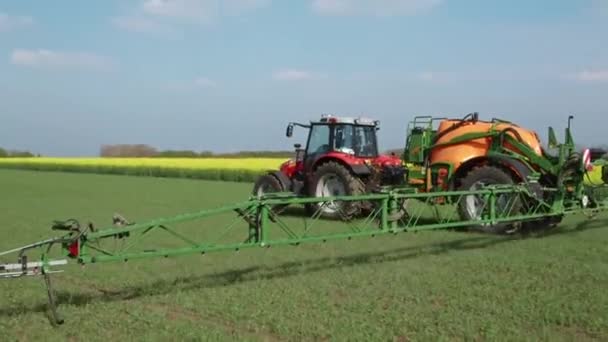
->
[418,71,438,82]
[415,70,531,83]
[142,0,218,21]
[166,77,217,90]
[571,70,608,82]
[273,69,323,81]
[114,1,271,34]
[194,77,216,87]
[591,0,608,17]
[226,0,272,12]
[10,49,113,71]
[311,0,442,16]
[140,0,269,21]
[416,71,463,83]
[111,16,174,34]
[0,12,33,32]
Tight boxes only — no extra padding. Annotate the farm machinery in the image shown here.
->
[254,112,604,232]
[2,112,608,326]
[253,115,405,219]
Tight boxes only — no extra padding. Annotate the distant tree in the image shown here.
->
[100,144,158,157]
[0,148,36,157]
[8,150,34,157]
[98,144,300,158]
[213,150,294,158]
[155,150,199,158]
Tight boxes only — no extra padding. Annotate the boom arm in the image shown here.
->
[2,183,607,325]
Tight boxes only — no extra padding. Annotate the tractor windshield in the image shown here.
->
[305,123,378,158]
[306,124,331,155]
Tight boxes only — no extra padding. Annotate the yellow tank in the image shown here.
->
[430,119,543,173]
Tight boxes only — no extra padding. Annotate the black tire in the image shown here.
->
[307,161,364,220]
[457,165,521,234]
[253,174,284,196]
[252,174,288,214]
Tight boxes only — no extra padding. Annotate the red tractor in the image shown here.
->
[253,115,405,218]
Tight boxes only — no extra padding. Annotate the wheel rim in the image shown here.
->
[465,181,486,220]
[464,179,511,222]
[315,174,346,214]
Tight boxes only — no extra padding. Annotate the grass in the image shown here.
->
[1,169,608,341]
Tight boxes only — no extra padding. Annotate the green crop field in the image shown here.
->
[1,169,608,341]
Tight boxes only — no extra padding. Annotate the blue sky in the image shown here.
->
[0,0,607,156]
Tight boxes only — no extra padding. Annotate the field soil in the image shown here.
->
[1,170,608,341]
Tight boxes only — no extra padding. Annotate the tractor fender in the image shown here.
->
[268,171,293,191]
[313,156,372,176]
[350,164,373,176]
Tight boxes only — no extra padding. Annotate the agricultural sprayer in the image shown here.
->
[1,113,607,326]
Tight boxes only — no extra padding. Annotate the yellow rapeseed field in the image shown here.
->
[0,157,288,182]
[0,157,285,171]
[0,157,604,185]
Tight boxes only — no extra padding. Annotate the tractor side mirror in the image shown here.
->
[294,143,302,150]
[548,127,558,148]
[286,124,294,138]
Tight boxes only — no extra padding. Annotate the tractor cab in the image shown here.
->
[287,115,380,162]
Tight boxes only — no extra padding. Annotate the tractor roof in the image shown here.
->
[316,114,378,126]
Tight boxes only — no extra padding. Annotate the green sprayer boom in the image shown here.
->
[2,179,608,325]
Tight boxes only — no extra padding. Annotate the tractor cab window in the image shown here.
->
[333,124,378,157]
[306,124,331,155]
[334,125,355,155]
[354,125,378,157]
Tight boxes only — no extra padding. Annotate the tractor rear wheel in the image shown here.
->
[308,161,364,220]
[457,165,522,234]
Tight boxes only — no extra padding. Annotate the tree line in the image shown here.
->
[1,143,606,159]
[0,148,36,158]
[99,144,294,158]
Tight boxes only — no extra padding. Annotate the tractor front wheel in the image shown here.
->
[308,161,364,220]
[253,174,284,197]
[457,166,521,234]
[252,174,288,214]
